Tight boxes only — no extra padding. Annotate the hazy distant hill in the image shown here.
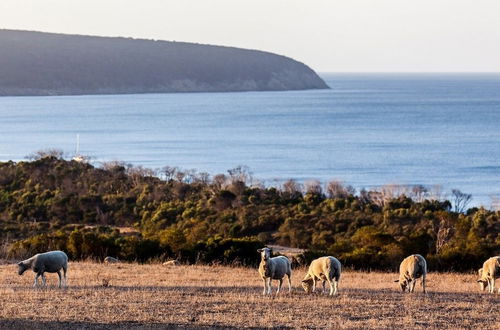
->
[0,29,328,96]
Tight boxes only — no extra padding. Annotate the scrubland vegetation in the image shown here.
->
[0,155,499,271]
[0,262,498,329]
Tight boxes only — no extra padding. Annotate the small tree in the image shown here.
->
[211,174,227,193]
[304,180,322,195]
[227,165,252,185]
[326,180,355,199]
[451,189,472,213]
[282,179,302,195]
[161,166,178,182]
[435,216,454,254]
[411,185,428,202]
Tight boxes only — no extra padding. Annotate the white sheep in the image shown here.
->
[477,256,500,294]
[17,250,68,288]
[163,260,180,266]
[257,247,292,295]
[301,256,341,296]
[395,254,427,293]
[104,256,120,264]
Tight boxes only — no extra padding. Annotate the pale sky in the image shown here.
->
[1,0,499,72]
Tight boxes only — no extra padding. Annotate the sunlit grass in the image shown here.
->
[0,262,498,329]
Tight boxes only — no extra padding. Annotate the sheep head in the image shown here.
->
[301,279,314,293]
[394,278,408,292]
[477,268,487,291]
[257,248,271,261]
[257,248,272,277]
[399,280,408,292]
[17,262,29,275]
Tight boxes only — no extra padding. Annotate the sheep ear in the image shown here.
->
[394,280,399,282]
[17,262,22,266]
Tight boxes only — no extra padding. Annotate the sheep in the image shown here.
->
[301,256,341,296]
[477,256,500,294]
[163,260,180,266]
[104,256,120,264]
[17,250,68,288]
[395,254,427,293]
[257,247,292,295]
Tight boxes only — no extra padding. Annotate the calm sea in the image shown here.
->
[1,74,499,206]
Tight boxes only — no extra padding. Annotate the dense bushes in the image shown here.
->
[8,226,262,265]
[0,157,499,270]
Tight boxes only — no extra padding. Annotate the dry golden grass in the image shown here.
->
[0,262,498,329]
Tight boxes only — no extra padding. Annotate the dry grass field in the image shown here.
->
[0,262,498,329]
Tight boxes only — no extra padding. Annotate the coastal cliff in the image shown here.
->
[0,29,328,96]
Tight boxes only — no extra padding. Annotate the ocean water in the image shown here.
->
[0,73,499,206]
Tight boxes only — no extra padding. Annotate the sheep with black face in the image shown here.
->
[257,247,292,295]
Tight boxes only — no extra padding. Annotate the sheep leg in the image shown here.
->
[63,265,67,287]
[287,273,292,293]
[41,273,47,287]
[409,280,416,293]
[276,278,283,295]
[262,278,267,295]
[327,279,334,296]
[489,278,494,293]
[322,281,326,294]
[267,278,272,295]
[57,270,62,288]
[312,278,317,293]
[422,274,426,293]
[33,274,40,287]
[333,279,338,295]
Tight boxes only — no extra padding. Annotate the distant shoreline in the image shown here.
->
[0,85,329,98]
[0,29,329,97]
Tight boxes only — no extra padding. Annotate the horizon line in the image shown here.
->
[319,71,500,74]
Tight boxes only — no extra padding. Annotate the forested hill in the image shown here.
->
[0,29,329,96]
[1,157,499,270]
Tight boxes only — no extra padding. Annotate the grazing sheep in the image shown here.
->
[17,250,68,288]
[257,247,292,295]
[477,256,500,294]
[163,260,180,266]
[104,256,120,264]
[301,256,341,296]
[395,254,427,293]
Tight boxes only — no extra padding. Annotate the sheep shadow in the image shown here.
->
[341,286,492,298]
[0,319,282,330]
[6,284,265,293]
[6,284,496,302]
